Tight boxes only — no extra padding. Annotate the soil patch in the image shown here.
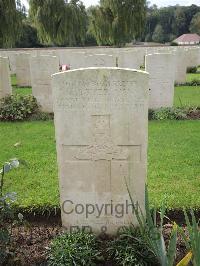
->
[3,221,189,265]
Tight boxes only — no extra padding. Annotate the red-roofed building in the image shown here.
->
[173,34,200,45]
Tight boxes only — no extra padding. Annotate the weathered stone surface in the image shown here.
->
[30,55,59,112]
[0,57,12,99]
[185,47,200,68]
[174,49,187,84]
[117,51,143,69]
[61,52,87,69]
[84,54,116,67]
[16,53,31,87]
[145,53,175,109]
[8,52,17,74]
[52,67,149,235]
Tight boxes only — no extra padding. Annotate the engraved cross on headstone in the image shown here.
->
[63,115,141,193]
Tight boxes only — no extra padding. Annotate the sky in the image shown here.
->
[21,0,200,9]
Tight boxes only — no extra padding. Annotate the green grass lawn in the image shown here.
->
[14,87,32,95]
[0,120,199,211]
[11,74,32,96]
[173,72,200,107]
[174,86,200,107]
[186,72,200,82]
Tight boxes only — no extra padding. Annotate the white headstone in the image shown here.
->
[185,48,199,68]
[16,53,31,87]
[30,55,59,112]
[117,50,143,69]
[52,67,149,235]
[0,57,12,99]
[84,54,116,67]
[60,52,87,69]
[145,53,175,109]
[174,49,187,84]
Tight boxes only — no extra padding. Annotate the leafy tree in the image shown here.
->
[158,7,174,35]
[184,4,200,31]
[152,24,165,43]
[29,0,88,46]
[190,12,200,35]
[145,7,158,41]
[143,4,200,43]
[0,0,22,48]
[173,7,186,36]
[89,0,147,47]
[16,21,41,48]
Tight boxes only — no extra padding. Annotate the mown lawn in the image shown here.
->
[0,121,58,210]
[174,86,200,107]
[186,72,200,82]
[0,120,199,210]
[174,72,200,107]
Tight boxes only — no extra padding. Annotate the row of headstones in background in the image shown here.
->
[1,47,200,109]
[1,46,200,75]
[1,46,199,77]
[52,67,149,234]
[58,50,144,70]
[6,46,200,81]
[29,52,174,112]
[0,47,148,77]
[0,57,12,99]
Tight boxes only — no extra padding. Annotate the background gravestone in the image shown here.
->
[185,48,199,68]
[16,53,31,87]
[174,49,187,84]
[52,68,149,234]
[30,55,59,113]
[117,50,144,69]
[0,56,12,99]
[84,54,116,67]
[145,53,175,109]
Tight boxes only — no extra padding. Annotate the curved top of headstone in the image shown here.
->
[51,67,149,128]
[32,54,58,58]
[52,67,149,78]
[146,52,173,56]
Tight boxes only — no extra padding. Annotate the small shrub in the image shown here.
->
[48,231,102,266]
[0,95,38,121]
[176,80,200,86]
[150,107,188,120]
[107,227,158,266]
[187,107,200,120]
[187,66,197,73]
[0,159,23,264]
[190,79,200,86]
[150,108,174,120]
[179,210,200,266]
[28,111,54,121]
